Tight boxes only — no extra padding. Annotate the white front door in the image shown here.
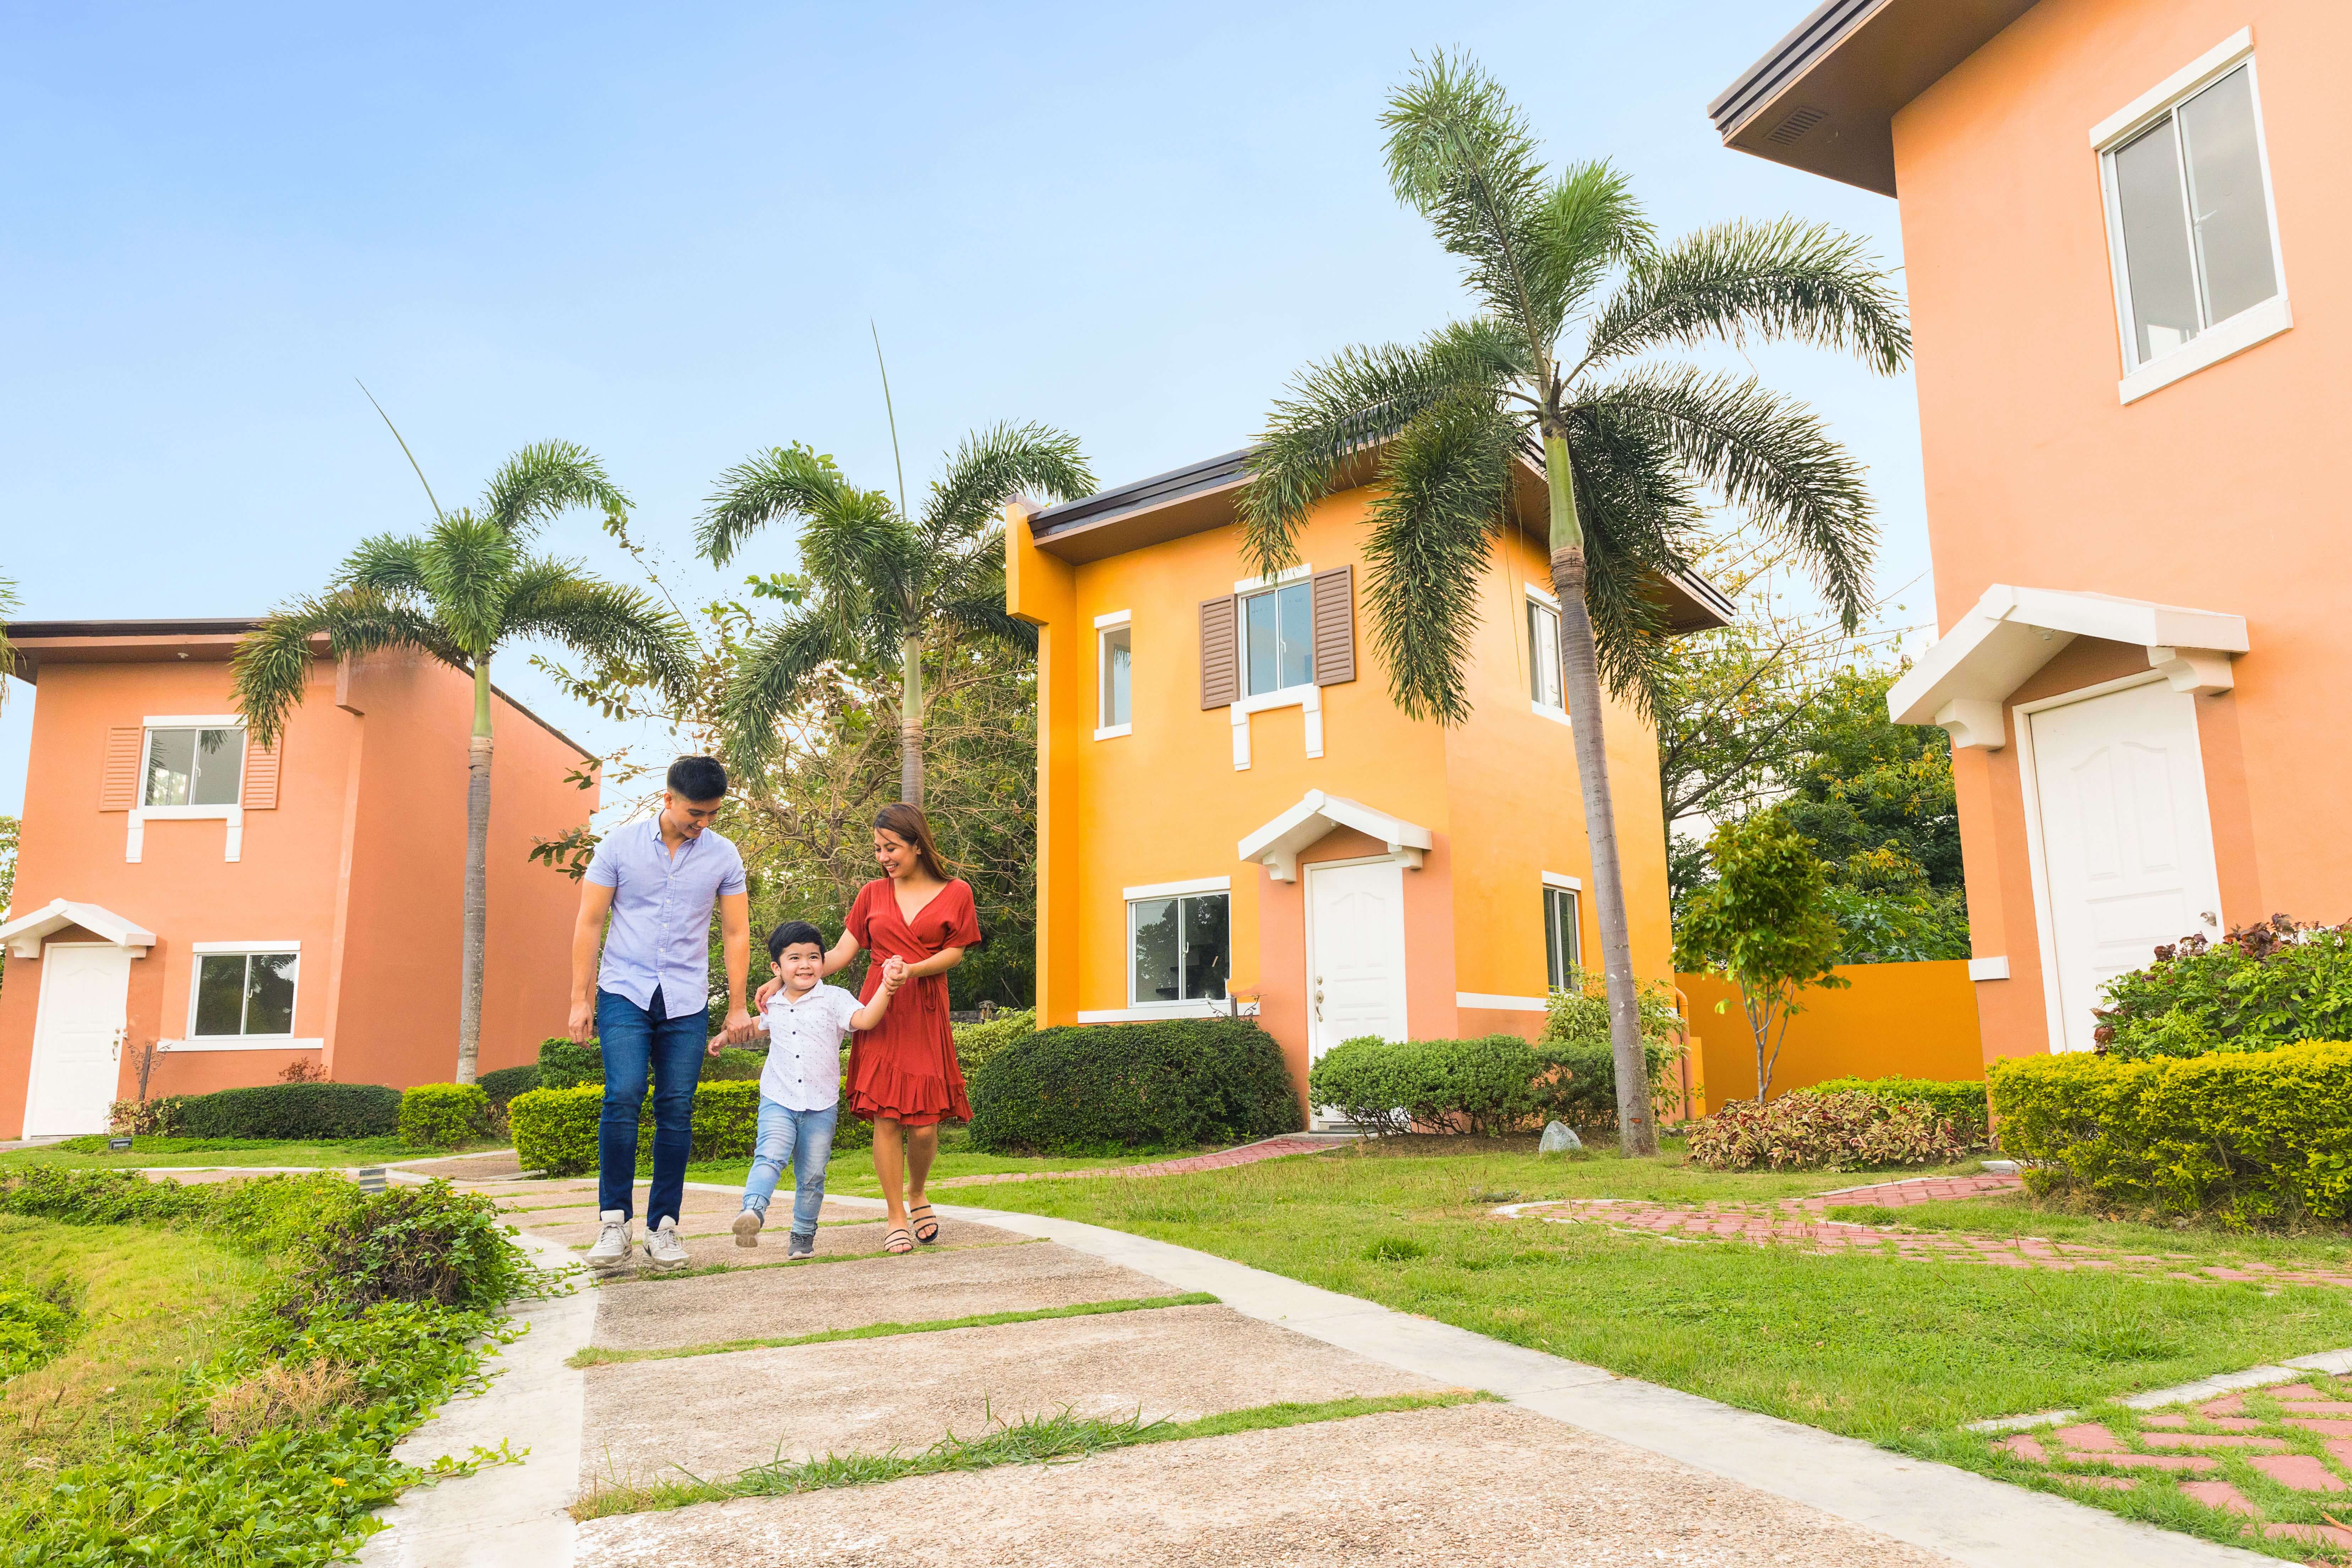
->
[1306,858,1409,1074]
[2029,680,2223,1053]
[26,943,132,1136]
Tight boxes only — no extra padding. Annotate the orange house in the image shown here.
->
[0,619,598,1135]
[1007,452,1728,1120]
[1713,1,2342,1060]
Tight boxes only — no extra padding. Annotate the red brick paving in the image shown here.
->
[2253,1454,2347,1492]
[931,1136,1341,1188]
[2270,1520,2352,1548]
[2181,1480,2258,1515]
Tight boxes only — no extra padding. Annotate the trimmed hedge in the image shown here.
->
[476,1065,540,1107]
[966,1018,1301,1155]
[1812,1075,1990,1147]
[510,1081,759,1177]
[537,1038,601,1090]
[399,1084,492,1149]
[1310,1035,1539,1136]
[1991,1041,2352,1224]
[177,1083,402,1141]
[953,1009,1036,1077]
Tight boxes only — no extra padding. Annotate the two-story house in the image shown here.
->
[1007,450,1729,1119]
[0,618,595,1135]
[1711,0,2340,1059]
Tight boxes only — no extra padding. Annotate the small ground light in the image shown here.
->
[356,1166,387,1194]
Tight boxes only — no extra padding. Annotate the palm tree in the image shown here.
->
[0,573,17,710]
[1240,54,1909,1155]
[233,443,693,1083]
[695,425,1093,805]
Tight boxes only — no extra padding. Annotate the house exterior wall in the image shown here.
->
[0,648,594,1131]
[1011,486,1676,1111]
[1886,0,2351,1059]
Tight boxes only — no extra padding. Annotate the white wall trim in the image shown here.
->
[1967,956,2011,982]
[1541,872,1583,891]
[1092,609,1132,630]
[1093,723,1132,742]
[1234,564,1312,593]
[141,714,247,729]
[2088,28,2253,146]
[158,1037,324,1053]
[126,804,243,864]
[1530,699,1571,728]
[1077,1005,1255,1025]
[1524,583,1561,611]
[2117,294,2292,404]
[1456,991,1548,1013]
[1123,876,1230,901]
[1230,684,1323,769]
[191,940,302,954]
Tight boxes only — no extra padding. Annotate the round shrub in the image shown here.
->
[966,1018,1300,1155]
[1309,1035,1540,1136]
[177,1083,402,1141]
[535,1037,603,1090]
[507,1079,769,1177]
[475,1064,541,1107]
[398,1084,492,1150]
[953,1009,1035,1077]
[1684,1089,1967,1171]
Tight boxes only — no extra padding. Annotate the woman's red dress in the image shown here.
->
[843,876,981,1126]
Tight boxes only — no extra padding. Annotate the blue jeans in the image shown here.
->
[742,1098,837,1235]
[597,987,707,1227]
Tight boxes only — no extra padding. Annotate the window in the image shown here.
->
[144,726,245,807]
[2102,59,2280,374]
[1243,581,1314,695]
[1527,597,1563,710]
[191,951,299,1038]
[1544,885,1580,992]
[1100,624,1132,730]
[1129,892,1230,1005]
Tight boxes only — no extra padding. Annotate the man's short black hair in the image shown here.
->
[767,921,826,963]
[667,755,728,802]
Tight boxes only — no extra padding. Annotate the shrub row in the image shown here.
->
[1991,1040,2352,1224]
[966,1018,1300,1155]
[1811,1074,1990,1146]
[953,1009,1035,1076]
[1684,1089,1971,1171]
[179,1082,402,1140]
[1305,1031,1684,1138]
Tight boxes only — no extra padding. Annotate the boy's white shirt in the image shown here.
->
[756,981,862,1111]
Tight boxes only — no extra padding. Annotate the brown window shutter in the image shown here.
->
[1199,595,1239,709]
[1311,566,1356,686]
[241,736,281,810]
[99,726,142,811]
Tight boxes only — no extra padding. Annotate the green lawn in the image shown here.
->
[0,1136,508,1171]
[959,1138,2352,1448]
[685,1125,1209,1196]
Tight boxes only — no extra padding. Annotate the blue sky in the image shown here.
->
[0,1,1926,817]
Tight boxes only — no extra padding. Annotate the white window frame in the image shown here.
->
[1543,873,1582,991]
[180,940,305,1047]
[1525,587,1569,726]
[1094,610,1132,740]
[1235,569,1317,700]
[1119,877,1233,1011]
[129,715,249,864]
[2092,31,2290,404]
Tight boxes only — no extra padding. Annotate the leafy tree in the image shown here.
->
[1674,815,1849,1102]
[232,443,692,1082]
[695,427,1091,806]
[1240,53,1907,1153]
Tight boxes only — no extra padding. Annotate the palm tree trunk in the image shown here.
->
[459,658,494,1085]
[898,633,925,807]
[1542,431,1658,1157]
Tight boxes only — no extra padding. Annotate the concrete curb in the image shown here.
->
[1968,1345,2352,1433]
[927,1199,2277,1568]
[359,1231,593,1568]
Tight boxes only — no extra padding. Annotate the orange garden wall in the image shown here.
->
[1677,960,1984,1112]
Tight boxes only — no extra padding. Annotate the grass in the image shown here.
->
[956,1138,2352,1448]
[1828,1195,2352,1269]
[0,1134,511,1170]
[568,1292,1218,1367]
[0,1215,267,1497]
[682,1123,1210,1196]
[573,1389,1491,1520]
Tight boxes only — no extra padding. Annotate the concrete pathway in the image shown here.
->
[355,1171,2280,1568]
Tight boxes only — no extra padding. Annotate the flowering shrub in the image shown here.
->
[1684,1089,1969,1171]
[2095,914,2352,1059]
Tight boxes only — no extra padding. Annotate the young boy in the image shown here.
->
[729,921,905,1256]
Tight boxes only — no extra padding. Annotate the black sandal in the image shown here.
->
[909,1203,940,1245]
[883,1226,913,1254]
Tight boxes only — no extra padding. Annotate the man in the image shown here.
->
[569,755,754,1269]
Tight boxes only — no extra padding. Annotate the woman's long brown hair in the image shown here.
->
[874,802,953,883]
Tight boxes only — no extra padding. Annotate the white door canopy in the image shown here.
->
[0,899,157,960]
[1237,790,1433,882]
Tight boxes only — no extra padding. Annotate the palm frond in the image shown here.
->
[1240,320,1527,581]
[230,588,463,746]
[695,444,861,567]
[339,533,435,599]
[1557,407,1702,720]
[1577,218,1911,379]
[1359,392,1520,725]
[479,440,631,541]
[716,611,847,777]
[932,589,1039,657]
[1521,160,1654,349]
[501,561,696,702]
[921,423,1094,551]
[0,574,17,710]
[1583,366,1876,631]
[797,485,918,649]
[413,511,520,656]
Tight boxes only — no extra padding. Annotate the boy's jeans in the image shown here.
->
[596,987,708,1229]
[742,1098,838,1236]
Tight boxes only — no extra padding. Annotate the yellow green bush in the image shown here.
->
[1989,1041,2352,1224]
[508,1080,764,1177]
[397,1084,491,1149]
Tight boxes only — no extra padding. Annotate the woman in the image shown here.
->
[816,802,978,1253]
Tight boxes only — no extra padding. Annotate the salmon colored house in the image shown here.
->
[1007,453,1730,1121]
[1713,0,2341,1060]
[0,619,597,1135]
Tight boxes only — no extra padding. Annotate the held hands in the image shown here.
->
[880,955,909,992]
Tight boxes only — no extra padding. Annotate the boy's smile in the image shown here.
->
[773,941,826,999]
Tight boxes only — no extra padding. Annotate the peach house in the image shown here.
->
[1007,451,1730,1122]
[1712,0,2342,1060]
[0,619,597,1135]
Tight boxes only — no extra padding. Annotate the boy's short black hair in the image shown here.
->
[667,755,728,802]
[767,921,826,963]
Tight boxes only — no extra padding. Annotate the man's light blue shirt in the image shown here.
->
[585,818,748,1017]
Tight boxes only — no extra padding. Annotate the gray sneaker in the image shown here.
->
[644,1216,689,1269]
[586,1210,632,1270]
[787,1230,815,1259]
[731,1207,764,1249]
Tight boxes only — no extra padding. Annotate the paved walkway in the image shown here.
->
[1501,1176,2352,1289]
[351,1171,2277,1568]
